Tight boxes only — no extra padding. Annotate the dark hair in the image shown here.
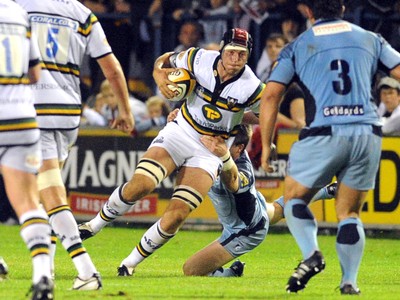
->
[298,0,343,19]
[266,33,288,45]
[180,21,204,40]
[233,124,252,150]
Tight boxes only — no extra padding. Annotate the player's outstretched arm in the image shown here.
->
[259,82,286,172]
[97,53,134,133]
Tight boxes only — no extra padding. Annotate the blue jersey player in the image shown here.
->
[259,0,400,295]
[182,124,336,277]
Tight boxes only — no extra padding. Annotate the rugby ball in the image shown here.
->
[167,68,196,102]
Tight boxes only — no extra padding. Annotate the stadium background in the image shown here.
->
[1,1,398,231]
[69,1,400,231]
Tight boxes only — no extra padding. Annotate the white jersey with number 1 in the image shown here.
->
[0,0,41,147]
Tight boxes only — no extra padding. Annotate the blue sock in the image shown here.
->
[284,199,319,259]
[311,187,329,201]
[274,196,284,209]
[210,267,235,277]
[336,218,365,288]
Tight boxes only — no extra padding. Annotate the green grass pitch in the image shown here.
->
[0,224,399,299]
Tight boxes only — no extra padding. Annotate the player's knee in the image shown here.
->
[336,208,360,221]
[182,262,197,276]
[37,168,63,191]
[292,203,313,219]
[134,158,167,187]
[172,185,203,211]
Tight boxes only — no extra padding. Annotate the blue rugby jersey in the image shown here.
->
[208,150,268,234]
[268,19,400,128]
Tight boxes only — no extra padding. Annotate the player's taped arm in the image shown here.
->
[219,152,239,192]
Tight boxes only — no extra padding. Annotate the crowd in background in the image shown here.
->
[77,0,400,137]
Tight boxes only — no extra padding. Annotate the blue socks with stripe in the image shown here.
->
[336,218,364,289]
[284,199,319,259]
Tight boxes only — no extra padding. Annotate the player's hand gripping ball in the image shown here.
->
[167,68,196,102]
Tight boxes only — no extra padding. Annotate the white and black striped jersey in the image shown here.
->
[0,0,41,146]
[16,0,112,130]
[174,48,265,145]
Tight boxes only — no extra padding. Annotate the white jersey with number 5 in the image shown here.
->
[174,48,264,145]
[16,0,112,130]
[0,0,41,146]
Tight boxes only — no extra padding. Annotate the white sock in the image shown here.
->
[89,184,133,233]
[19,209,52,284]
[120,219,176,268]
[49,206,97,280]
[49,231,57,276]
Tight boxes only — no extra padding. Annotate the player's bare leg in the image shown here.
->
[183,241,238,276]
[118,166,213,275]
[80,147,177,236]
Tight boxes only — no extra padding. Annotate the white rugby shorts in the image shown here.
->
[40,129,78,162]
[0,142,42,174]
[149,121,222,180]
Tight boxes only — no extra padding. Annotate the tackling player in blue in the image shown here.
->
[259,0,400,295]
[182,123,336,277]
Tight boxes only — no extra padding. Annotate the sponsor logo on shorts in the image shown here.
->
[59,234,66,243]
[323,105,364,117]
[25,154,41,169]
[202,104,222,123]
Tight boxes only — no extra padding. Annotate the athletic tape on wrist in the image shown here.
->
[220,152,235,171]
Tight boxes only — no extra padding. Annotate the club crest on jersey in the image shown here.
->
[202,104,222,123]
[227,97,238,109]
[197,86,205,97]
[239,172,249,187]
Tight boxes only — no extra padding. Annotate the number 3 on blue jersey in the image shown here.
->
[330,59,352,95]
